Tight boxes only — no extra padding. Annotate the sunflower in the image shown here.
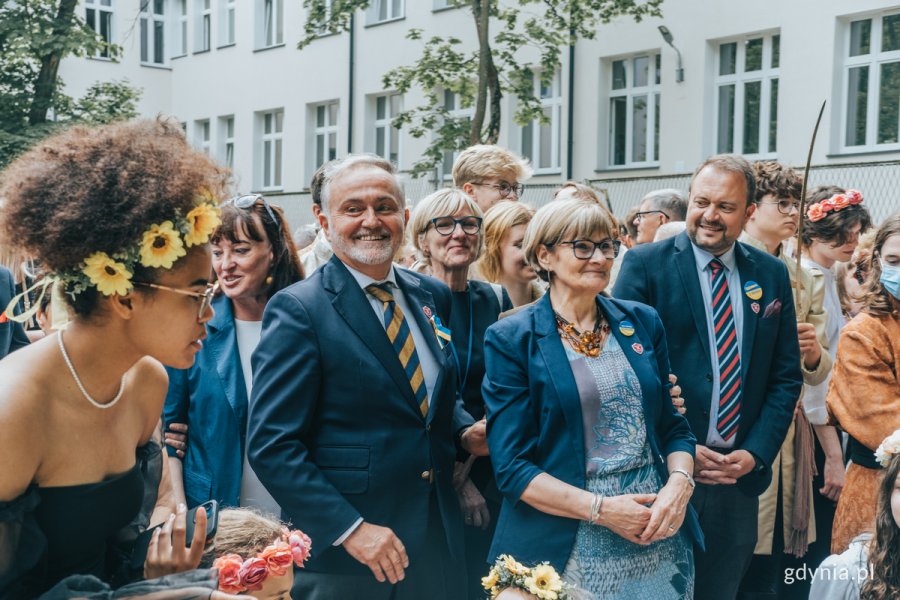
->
[184,203,221,247]
[525,564,564,600]
[83,252,133,296]
[140,221,186,269]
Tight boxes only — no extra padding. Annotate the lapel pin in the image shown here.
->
[631,343,644,355]
[744,281,763,301]
[751,302,760,314]
[422,306,432,318]
[619,320,635,337]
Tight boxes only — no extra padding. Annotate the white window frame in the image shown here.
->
[372,93,402,165]
[85,0,114,59]
[219,115,235,169]
[840,11,900,152]
[367,0,404,25]
[440,90,474,180]
[172,0,188,57]
[194,119,211,155]
[218,0,236,46]
[140,0,167,66]
[310,101,340,175]
[257,0,283,48]
[194,0,211,52]
[713,32,780,159]
[606,53,661,168]
[521,70,562,174]
[258,110,284,191]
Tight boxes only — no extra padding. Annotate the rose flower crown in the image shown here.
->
[214,528,311,594]
[805,189,864,223]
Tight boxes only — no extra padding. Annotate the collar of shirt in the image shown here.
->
[690,240,738,274]
[344,262,399,292]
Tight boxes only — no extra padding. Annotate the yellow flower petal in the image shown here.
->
[83,252,133,296]
[140,220,186,269]
[184,204,221,247]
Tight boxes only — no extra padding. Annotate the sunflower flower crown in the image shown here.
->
[482,555,572,600]
[213,528,311,594]
[1,195,220,325]
[875,429,900,468]
[806,189,864,223]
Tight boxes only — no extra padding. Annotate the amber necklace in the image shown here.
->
[554,305,610,358]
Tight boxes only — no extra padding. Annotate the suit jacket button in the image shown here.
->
[426,424,431,432]
[421,469,433,483]
[705,373,713,382]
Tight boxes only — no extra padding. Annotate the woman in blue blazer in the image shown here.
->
[164,196,303,510]
[482,199,703,599]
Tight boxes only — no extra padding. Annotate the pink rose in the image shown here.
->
[806,203,826,222]
[289,531,313,566]
[819,198,836,212]
[846,189,864,205]
[259,541,294,577]
[214,554,245,594]
[832,194,850,210]
[239,557,269,591]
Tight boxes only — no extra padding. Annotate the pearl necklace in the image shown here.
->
[57,331,125,409]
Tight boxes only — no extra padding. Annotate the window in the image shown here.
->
[714,33,780,156]
[140,0,166,65]
[842,13,900,150]
[85,0,114,59]
[219,116,235,169]
[257,0,283,48]
[259,110,284,190]
[521,70,562,172]
[607,53,661,167]
[195,0,211,52]
[368,0,403,24]
[440,90,474,179]
[194,120,211,155]
[174,0,188,56]
[312,102,339,172]
[372,94,401,164]
[219,0,235,46]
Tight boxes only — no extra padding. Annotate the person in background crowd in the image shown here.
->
[632,189,687,245]
[827,212,900,555]
[409,188,512,599]
[614,154,803,600]
[452,144,532,214]
[736,161,835,600]
[653,221,687,242]
[293,224,318,254]
[247,154,484,599]
[620,206,640,249]
[835,230,877,320]
[0,252,43,343]
[483,198,700,598]
[477,201,542,308]
[299,160,341,275]
[164,197,304,513]
[0,265,29,358]
[0,119,230,597]
[810,428,900,600]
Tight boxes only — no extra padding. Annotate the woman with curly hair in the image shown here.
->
[0,119,233,597]
[826,213,900,554]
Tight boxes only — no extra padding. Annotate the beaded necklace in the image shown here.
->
[554,305,610,358]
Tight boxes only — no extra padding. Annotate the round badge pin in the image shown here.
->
[423,306,433,318]
[631,343,644,355]
[619,320,635,337]
[744,281,763,301]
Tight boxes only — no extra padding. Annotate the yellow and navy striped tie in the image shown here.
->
[366,283,429,417]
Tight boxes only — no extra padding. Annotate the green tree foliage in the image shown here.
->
[300,0,662,176]
[0,1,141,168]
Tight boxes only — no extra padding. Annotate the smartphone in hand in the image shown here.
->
[130,500,219,571]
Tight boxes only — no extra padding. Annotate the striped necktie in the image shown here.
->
[709,258,741,441]
[366,283,429,418]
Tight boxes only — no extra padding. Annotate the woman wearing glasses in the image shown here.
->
[482,198,701,598]
[409,188,512,599]
[164,195,304,515]
[0,119,233,596]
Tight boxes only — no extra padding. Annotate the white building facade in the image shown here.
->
[62,0,900,226]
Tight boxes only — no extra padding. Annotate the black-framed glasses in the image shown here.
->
[471,181,525,199]
[634,210,670,222]
[223,194,279,226]
[763,198,801,215]
[429,216,483,236]
[557,239,622,260]
[133,281,219,320]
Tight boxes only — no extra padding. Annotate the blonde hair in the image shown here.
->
[523,199,617,282]
[200,508,287,568]
[452,144,533,187]
[476,201,535,283]
[410,188,484,269]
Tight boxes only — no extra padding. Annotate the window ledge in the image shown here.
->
[432,5,460,13]
[86,55,115,63]
[254,42,285,53]
[170,53,187,61]
[216,42,236,50]
[827,147,900,159]
[365,16,405,28]
[593,164,661,174]
[192,48,211,56]
[532,168,563,176]
[140,62,172,70]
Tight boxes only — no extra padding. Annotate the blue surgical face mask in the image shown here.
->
[880,258,900,300]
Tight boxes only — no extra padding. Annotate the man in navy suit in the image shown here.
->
[614,154,802,600]
[247,154,482,599]
[0,266,29,359]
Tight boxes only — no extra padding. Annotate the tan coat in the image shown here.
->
[739,233,833,554]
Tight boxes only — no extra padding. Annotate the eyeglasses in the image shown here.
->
[471,181,525,199]
[557,239,622,260]
[763,198,801,215]
[133,281,219,320]
[429,216,483,236]
[223,194,279,226]
[634,210,670,222]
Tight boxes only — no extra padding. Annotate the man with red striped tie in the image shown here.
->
[614,154,802,600]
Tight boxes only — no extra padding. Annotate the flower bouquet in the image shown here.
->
[482,554,572,600]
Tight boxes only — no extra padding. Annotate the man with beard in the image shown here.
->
[247,154,484,599]
[614,154,802,600]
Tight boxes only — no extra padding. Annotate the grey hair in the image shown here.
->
[319,154,404,211]
[642,188,687,220]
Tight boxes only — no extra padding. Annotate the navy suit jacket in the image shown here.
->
[613,232,802,496]
[164,295,247,508]
[0,267,29,359]
[482,293,703,571]
[247,256,474,575]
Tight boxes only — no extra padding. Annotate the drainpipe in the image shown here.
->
[566,28,575,180]
[347,13,355,152]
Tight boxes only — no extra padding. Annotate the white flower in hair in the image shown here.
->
[875,429,900,468]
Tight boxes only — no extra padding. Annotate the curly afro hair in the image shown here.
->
[0,118,230,316]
